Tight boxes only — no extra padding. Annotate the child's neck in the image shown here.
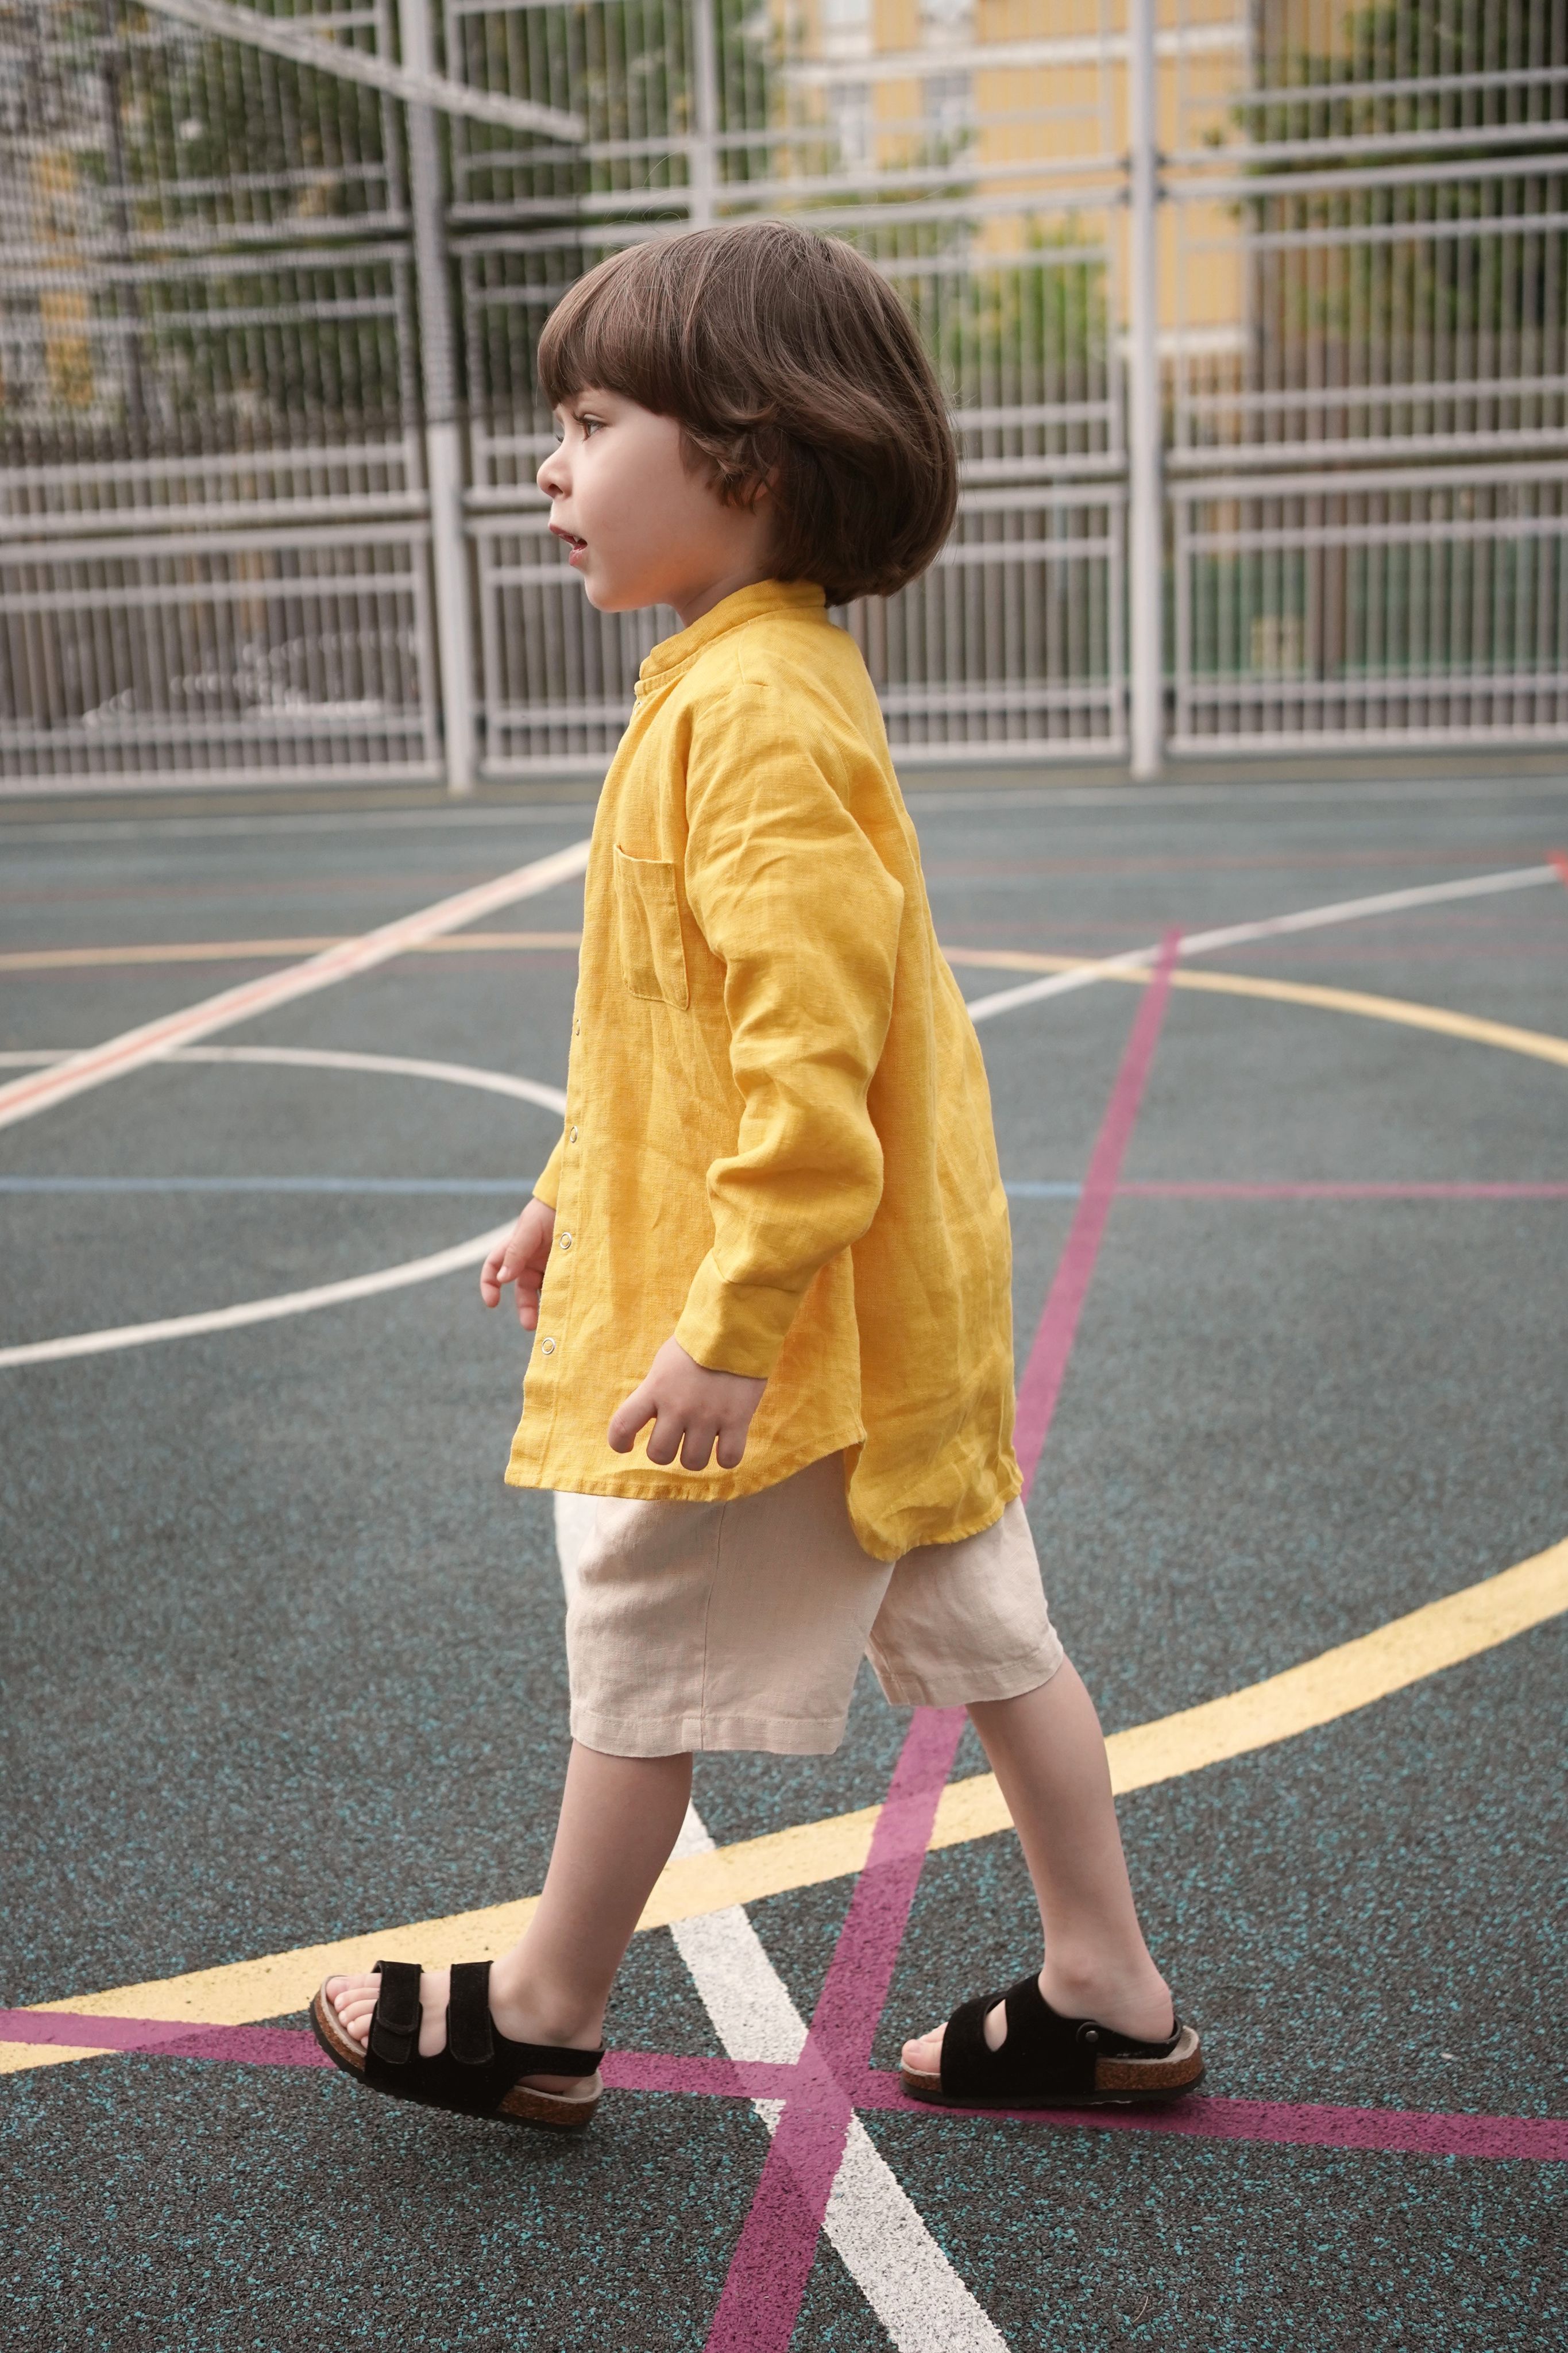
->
[670,560,778,631]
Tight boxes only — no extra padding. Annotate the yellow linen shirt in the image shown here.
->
[504,578,1021,1560]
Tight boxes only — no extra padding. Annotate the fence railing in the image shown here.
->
[3,0,1567,791]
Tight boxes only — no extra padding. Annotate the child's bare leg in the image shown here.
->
[328,1743,691,2090]
[902,1660,1171,2072]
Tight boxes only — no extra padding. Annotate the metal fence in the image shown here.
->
[2,0,1566,791]
[1165,0,1568,750]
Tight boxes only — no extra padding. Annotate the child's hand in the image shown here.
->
[480,1197,556,1328]
[608,1337,766,1472]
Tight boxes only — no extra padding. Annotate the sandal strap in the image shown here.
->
[447,1961,495,2067]
[492,2028,604,2080]
[368,1959,423,2069]
[937,1991,1002,2099]
[940,1973,1180,2101]
[449,1959,603,2080]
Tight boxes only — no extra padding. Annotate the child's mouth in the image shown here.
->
[552,524,588,567]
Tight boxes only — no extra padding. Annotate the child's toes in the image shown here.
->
[901,2026,944,2076]
[328,1973,382,2044]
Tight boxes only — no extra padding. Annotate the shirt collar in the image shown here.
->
[635,578,827,695]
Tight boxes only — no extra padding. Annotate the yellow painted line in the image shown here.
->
[0,934,583,972]
[1171,967,1568,1073]
[943,949,1084,974]
[941,949,1568,1072]
[6,1533,1563,2076]
[931,1533,1568,1846]
[13,940,1563,1074]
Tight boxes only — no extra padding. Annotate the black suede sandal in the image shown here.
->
[901,1973,1203,2109]
[309,1959,603,2131]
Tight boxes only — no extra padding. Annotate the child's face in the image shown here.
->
[538,388,774,623]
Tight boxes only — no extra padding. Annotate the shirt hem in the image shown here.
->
[853,1461,1024,1563]
[504,1424,867,1512]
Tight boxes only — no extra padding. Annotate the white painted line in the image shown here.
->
[1179,862,1558,956]
[964,946,1159,1023]
[0,1050,566,1371]
[669,1822,1011,2353]
[551,1500,1010,2353]
[176,1045,569,1119]
[0,1224,514,1370]
[962,861,1557,1023]
[0,835,590,1137]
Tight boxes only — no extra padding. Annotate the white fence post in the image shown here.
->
[689,0,720,226]
[399,0,477,796]
[1126,0,1162,779]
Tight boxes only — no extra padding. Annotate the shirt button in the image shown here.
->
[569,1125,578,1143]
[574,1017,581,1036]
[557,1231,574,1251]
[539,1337,557,1355]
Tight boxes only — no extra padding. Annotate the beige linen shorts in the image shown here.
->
[563,1452,1064,1757]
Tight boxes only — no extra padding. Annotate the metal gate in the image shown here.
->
[3,0,1567,791]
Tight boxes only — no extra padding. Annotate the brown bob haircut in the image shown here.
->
[536,221,957,605]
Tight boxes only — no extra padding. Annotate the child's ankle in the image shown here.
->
[489,1955,605,2050]
[1037,1953,1172,2038]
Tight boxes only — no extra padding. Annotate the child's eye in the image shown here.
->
[580,415,603,437]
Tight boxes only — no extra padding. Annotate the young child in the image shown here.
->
[312,221,1201,2127]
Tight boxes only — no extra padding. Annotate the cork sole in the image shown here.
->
[308,1980,602,2131]
[900,2022,1204,2109]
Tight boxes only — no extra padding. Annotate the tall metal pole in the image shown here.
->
[399,0,476,794]
[689,0,720,227]
[1126,0,1162,779]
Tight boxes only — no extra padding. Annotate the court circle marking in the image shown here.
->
[0,1046,566,1371]
[2,949,1563,1371]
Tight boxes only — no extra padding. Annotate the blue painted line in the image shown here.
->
[0,1176,539,1195]
[0,1175,1081,1198]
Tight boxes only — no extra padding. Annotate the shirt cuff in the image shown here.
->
[674,1250,803,1380]
[532,1132,566,1211]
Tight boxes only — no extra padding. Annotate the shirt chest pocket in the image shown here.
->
[613,844,690,1010]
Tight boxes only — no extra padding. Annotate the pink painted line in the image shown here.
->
[7,2009,1562,2163]
[851,2071,1568,2163]
[0,2008,327,2067]
[701,935,1187,2344]
[1118,1181,1568,1201]
[702,1707,968,2353]
[1012,927,1183,1498]
[602,2051,795,2101]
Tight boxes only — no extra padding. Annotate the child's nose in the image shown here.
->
[538,445,566,497]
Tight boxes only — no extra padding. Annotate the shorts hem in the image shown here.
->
[870,1637,1065,1712]
[570,1703,851,1759]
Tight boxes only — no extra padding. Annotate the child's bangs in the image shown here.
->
[536,259,682,415]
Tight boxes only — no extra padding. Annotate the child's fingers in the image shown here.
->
[643,1408,685,1467]
[714,1420,750,1472]
[607,1381,655,1455]
[678,1423,717,1473]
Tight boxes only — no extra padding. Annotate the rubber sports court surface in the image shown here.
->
[1,773,1565,2352]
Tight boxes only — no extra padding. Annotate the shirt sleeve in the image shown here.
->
[532,1129,566,1210]
[674,686,905,1380]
